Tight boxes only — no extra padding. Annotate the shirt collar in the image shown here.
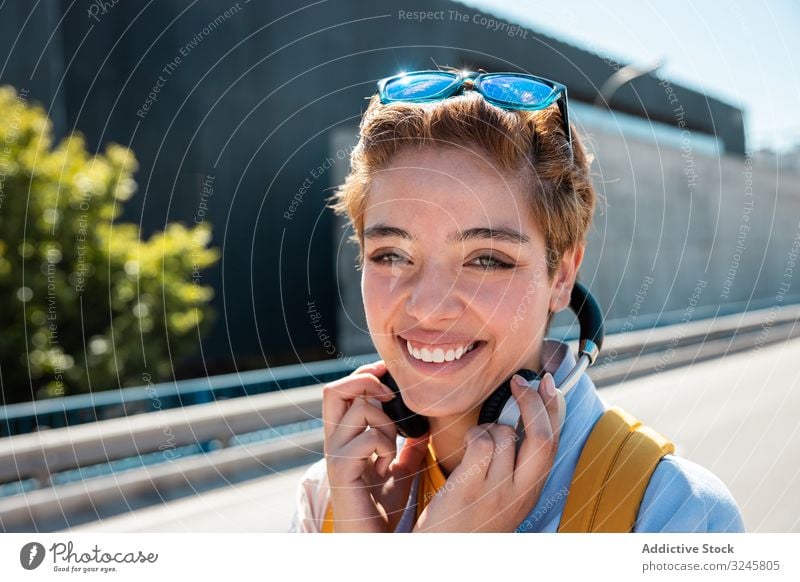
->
[541,337,576,389]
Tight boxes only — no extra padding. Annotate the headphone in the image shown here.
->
[380,281,604,438]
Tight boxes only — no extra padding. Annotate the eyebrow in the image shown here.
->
[363,223,530,245]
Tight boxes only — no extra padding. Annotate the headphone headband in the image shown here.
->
[570,281,604,364]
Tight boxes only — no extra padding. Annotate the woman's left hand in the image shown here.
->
[412,372,561,532]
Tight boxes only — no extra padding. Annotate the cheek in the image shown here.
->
[361,270,396,327]
[497,279,551,336]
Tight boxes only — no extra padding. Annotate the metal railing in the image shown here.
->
[0,354,375,438]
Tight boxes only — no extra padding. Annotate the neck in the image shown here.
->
[428,410,480,477]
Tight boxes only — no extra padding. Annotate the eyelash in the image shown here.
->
[368,252,513,271]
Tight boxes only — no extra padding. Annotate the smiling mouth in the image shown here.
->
[399,335,486,365]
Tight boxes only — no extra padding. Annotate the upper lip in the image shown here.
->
[398,331,480,345]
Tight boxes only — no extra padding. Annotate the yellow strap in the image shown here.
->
[321,441,445,533]
[558,406,674,532]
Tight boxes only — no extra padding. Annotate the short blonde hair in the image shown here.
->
[328,84,597,280]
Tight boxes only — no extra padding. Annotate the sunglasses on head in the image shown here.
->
[376,69,573,159]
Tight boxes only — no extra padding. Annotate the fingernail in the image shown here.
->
[543,373,555,398]
[511,374,528,388]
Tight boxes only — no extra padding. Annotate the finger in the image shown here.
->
[335,424,398,479]
[352,360,387,376]
[391,434,430,479]
[509,374,550,441]
[483,424,518,484]
[539,373,564,440]
[453,424,495,483]
[328,397,398,453]
[322,372,395,443]
[511,374,556,483]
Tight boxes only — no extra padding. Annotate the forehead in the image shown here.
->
[365,147,534,227]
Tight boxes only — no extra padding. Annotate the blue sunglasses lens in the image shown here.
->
[383,73,456,101]
[480,75,554,106]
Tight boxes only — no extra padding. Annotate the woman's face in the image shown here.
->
[361,146,581,420]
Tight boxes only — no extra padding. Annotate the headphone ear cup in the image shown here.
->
[380,372,430,438]
[478,368,541,425]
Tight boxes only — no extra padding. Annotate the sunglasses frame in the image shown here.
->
[376,70,572,158]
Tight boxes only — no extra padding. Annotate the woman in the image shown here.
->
[289,69,744,533]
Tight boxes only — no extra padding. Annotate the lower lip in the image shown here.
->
[397,336,485,375]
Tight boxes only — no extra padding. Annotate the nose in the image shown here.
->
[404,262,465,324]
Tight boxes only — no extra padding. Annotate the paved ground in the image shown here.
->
[69,465,308,532]
[71,336,800,533]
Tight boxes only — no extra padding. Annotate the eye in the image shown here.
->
[368,251,409,265]
[469,254,513,270]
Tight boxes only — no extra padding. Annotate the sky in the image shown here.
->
[456,0,800,153]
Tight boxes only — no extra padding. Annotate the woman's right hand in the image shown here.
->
[322,360,430,532]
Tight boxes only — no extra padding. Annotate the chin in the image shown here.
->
[399,382,487,419]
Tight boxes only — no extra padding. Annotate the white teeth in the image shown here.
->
[405,340,477,363]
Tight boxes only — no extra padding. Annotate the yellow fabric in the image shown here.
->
[321,441,445,533]
[558,406,675,532]
[416,440,447,517]
[321,498,334,533]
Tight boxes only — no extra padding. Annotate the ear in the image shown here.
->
[548,244,585,314]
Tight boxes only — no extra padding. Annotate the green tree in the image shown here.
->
[0,86,220,404]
